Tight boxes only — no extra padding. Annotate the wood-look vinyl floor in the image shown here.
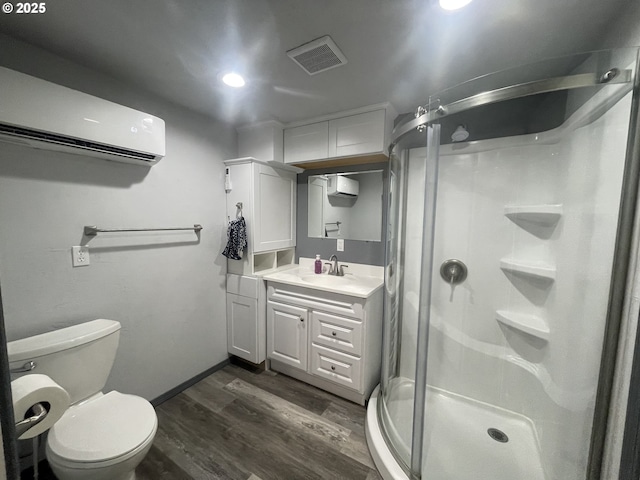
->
[22,364,382,480]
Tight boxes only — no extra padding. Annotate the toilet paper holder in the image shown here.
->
[15,402,49,438]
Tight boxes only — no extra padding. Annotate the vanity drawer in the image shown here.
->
[227,274,259,299]
[310,344,362,392]
[311,311,362,356]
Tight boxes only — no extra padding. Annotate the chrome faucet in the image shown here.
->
[326,254,348,276]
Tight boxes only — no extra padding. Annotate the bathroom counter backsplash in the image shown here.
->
[262,257,383,298]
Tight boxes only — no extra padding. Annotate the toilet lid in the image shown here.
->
[48,391,157,463]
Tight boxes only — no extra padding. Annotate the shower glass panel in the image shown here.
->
[376,48,639,480]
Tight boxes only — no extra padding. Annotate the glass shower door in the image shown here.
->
[379,121,441,478]
[376,48,640,480]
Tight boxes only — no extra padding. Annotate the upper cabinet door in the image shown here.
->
[328,109,385,158]
[252,163,296,252]
[283,121,329,164]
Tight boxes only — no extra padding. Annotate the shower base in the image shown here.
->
[366,380,547,480]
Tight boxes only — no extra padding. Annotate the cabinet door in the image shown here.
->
[283,121,329,164]
[227,293,262,363]
[252,163,296,252]
[267,301,308,371]
[328,109,385,158]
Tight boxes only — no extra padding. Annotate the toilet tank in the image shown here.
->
[8,319,121,405]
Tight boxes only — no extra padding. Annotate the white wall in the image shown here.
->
[601,0,640,48]
[349,172,384,242]
[0,34,236,401]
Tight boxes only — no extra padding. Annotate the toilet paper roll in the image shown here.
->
[11,374,70,439]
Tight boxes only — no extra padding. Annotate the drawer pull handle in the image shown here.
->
[331,331,337,337]
[331,365,336,371]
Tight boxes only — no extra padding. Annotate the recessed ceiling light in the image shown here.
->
[439,0,472,10]
[221,73,245,88]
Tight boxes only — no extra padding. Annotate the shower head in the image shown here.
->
[451,124,469,142]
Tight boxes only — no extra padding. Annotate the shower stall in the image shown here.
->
[366,48,640,480]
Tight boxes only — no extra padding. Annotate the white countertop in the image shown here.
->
[262,258,384,298]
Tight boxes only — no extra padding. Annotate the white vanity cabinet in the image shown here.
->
[265,281,383,405]
[283,103,396,166]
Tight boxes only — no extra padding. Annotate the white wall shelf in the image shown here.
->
[500,259,556,282]
[504,204,563,226]
[496,310,550,342]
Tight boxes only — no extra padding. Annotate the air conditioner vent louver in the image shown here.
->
[287,35,347,76]
[0,124,157,161]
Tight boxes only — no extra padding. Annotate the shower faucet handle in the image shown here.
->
[440,259,468,285]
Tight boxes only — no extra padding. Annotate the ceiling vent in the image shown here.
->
[287,36,348,76]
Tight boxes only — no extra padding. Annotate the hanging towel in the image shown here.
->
[222,217,247,260]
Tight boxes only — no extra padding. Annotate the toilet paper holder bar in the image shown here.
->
[15,403,49,438]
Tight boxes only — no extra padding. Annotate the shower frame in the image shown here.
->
[376,49,640,480]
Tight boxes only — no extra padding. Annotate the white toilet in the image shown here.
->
[8,319,158,480]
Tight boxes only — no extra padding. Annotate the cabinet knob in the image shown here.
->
[300,317,304,322]
[330,365,336,371]
[331,331,337,337]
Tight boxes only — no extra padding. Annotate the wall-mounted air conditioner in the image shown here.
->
[327,174,359,197]
[0,67,165,166]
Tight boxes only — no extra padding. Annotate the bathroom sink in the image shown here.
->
[299,274,355,287]
[263,265,384,298]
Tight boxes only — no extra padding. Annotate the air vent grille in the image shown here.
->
[0,123,156,161]
[287,36,347,76]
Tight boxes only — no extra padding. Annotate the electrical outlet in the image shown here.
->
[337,238,344,252]
[72,246,90,267]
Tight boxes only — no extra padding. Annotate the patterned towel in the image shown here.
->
[222,217,247,260]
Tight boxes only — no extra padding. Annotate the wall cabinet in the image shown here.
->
[237,120,284,163]
[328,109,385,158]
[266,281,382,405]
[283,122,329,164]
[283,103,396,166]
[224,157,298,365]
[224,157,297,276]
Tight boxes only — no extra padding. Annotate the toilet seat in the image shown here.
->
[47,391,157,469]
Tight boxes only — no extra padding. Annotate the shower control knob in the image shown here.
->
[440,259,468,285]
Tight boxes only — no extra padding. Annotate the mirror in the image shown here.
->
[307,170,383,242]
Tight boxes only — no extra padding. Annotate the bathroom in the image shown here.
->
[1,0,640,479]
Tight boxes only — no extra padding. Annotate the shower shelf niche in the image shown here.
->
[496,310,550,341]
[504,204,563,226]
[500,259,556,282]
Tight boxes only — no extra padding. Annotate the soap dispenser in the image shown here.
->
[315,255,322,274]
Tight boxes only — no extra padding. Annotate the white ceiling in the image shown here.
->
[0,0,630,126]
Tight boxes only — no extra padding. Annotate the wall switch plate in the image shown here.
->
[72,246,90,267]
[337,238,344,252]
